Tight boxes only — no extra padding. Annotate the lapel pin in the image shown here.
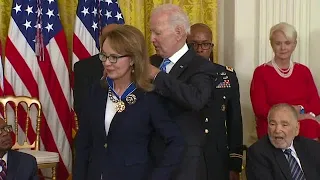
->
[180,65,184,68]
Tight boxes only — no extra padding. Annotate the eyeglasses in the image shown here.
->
[99,52,129,63]
[189,42,214,50]
[0,125,13,135]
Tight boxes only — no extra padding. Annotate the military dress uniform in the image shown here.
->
[201,64,243,180]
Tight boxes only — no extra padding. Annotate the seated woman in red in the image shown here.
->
[250,22,320,140]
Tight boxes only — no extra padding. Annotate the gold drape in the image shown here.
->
[0,0,217,63]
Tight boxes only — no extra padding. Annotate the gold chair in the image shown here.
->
[0,95,59,180]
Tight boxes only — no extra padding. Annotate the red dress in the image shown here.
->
[250,63,320,139]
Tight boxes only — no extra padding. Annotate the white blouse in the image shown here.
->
[104,95,117,136]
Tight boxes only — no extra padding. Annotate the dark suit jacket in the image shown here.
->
[246,136,320,180]
[151,49,217,146]
[6,150,38,180]
[73,54,103,116]
[150,48,218,180]
[73,82,184,180]
[201,64,243,180]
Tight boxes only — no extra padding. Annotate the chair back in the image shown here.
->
[0,95,41,150]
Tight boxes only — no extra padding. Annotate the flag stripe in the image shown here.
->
[5,38,39,97]
[39,48,72,143]
[72,34,91,65]
[73,17,98,56]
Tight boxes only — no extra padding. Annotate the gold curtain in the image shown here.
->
[0,0,217,63]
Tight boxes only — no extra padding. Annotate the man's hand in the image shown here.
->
[148,63,161,80]
[298,113,318,122]
[229,171,240,180]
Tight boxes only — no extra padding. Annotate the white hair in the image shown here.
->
[267,103,298,123]
[269,22,297,42]
[151,4,190,35]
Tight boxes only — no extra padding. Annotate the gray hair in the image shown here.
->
[269,22,297,42]
[267,103,298,122]
[151,4,190,35]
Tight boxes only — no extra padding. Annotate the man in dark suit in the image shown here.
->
[187,23,243,180]
[246,103,320,180]
[0,118,38,180]
[148,4,219,180]
[73,23,120,116]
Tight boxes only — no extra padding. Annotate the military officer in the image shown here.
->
[187,23,243,180]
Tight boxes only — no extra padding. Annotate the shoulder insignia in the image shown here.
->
[226,66,234,72]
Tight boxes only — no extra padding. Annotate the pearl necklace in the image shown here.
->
[271,59,294,78]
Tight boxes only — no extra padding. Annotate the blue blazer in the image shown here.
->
[73,81,185,180]
[6,150,38,180]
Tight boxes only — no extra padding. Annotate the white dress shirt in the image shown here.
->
[0,153,8,171]
[164,43,189,73]
[104,95,117,136]
[282,142,303,168]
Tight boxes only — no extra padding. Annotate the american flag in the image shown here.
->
[71,0,124,131]
[1,0,72,179]
[72,0,125,67]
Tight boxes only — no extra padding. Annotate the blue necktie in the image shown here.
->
[284,149,306,180]
[159,58,171,73]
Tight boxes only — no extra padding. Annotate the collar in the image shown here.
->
[282,141,296,154]
[167,43,188,64]
[1,152,8,164]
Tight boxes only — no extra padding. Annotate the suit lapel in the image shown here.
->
[169,50,194,78]
[272,144,292,179]
[293,137,314,179]
[7,150,19,180]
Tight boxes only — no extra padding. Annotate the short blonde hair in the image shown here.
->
[269,22,297,42]
[101,25,153,92]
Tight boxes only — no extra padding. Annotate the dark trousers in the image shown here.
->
[173,146,207,180]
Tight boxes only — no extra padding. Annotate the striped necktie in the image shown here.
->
[159,58,171,73]
[284,149,306,180]
[0,159,7,180]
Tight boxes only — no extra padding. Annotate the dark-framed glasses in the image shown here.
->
[189,42,214,50]
[0,125,13,135]
[99,52,129,63]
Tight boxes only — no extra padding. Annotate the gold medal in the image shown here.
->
[115,100,126,112]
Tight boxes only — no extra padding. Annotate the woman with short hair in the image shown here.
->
[250,22,320,140]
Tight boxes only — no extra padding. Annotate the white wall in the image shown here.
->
[218,0,320,146]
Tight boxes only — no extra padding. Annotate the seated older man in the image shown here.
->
[0,117,39,179]
[246,103,320,180]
